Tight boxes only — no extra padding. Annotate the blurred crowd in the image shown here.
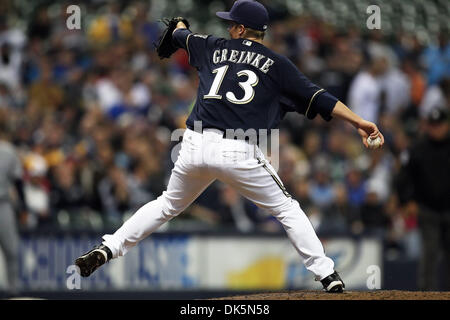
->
[0,0,449,261]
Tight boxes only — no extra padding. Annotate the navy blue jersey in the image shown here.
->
[172,28,338,131]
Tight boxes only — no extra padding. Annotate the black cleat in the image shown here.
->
[321,271,345,293]
[75,244,113,277]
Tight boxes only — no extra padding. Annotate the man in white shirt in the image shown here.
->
[348,55,388,123]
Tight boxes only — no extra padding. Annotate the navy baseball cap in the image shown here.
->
[216,0,269,31]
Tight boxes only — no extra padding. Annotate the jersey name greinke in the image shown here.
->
[212,49,275,74]
[172,28,338,134]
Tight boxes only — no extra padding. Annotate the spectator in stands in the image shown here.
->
[402,57,426,110]
[422,31,450,86]
[309,156,335,211]
[321,183,356,235]
[419,77,450,119]
[49,160,88,229]
[347,53,388,123]
[379,62,411,117]
[217,184,260,233]
[98,165,131,226]
[23,151,50,229]
[360,179,390,236]
[345,166,366,210]
[28,59,64,114]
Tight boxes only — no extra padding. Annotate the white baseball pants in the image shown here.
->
[102,128,335,280]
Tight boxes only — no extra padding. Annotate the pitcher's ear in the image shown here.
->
[238,24,245,36]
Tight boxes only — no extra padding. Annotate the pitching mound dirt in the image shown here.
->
[213,290,450,300]
[6,297,47,300]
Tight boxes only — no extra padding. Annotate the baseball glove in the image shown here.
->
[155,17,190,59]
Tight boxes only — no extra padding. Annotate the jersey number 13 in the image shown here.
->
[204,65,259,104]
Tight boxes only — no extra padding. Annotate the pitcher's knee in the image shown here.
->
[268,197,302,216]
[159,193,185,219]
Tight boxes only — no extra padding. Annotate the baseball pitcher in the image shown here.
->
[76,0,384,292]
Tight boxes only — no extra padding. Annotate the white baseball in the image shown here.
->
[367,136,382,149]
